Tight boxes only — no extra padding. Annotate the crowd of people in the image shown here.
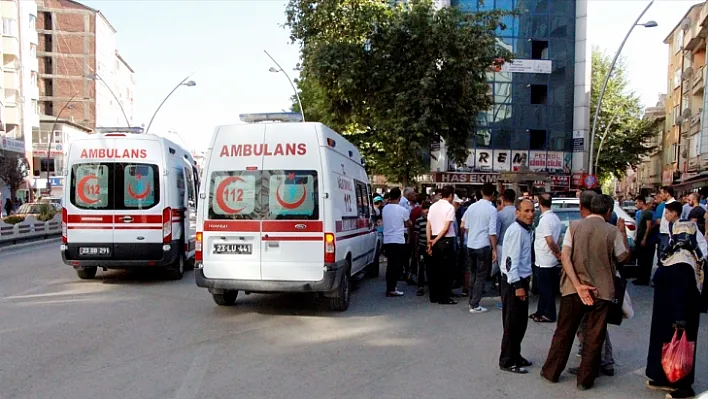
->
[374,184,706,399]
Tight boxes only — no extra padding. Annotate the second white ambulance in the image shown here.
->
[195,113,379,311]
[61,127,199,280]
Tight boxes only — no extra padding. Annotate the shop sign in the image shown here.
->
[500,59,552,74]
[433,172,499,184]
[572,131,584,153]
[1,137,25,153]
[662,169,673,185]
[534,175,570,187]
[528,151,566,172]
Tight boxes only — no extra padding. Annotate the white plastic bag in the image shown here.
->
[622,289,635,319]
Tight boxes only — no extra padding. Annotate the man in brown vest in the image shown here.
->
[541,191,630,390]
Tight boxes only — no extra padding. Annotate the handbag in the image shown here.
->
[661,326,696,383]
[607,275,627,326]
[622,289,635,319]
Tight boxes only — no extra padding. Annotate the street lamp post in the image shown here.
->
[587,0,657,176]
[594,108,623,176]
[145,75,196,134]
[45,93,78,194]
[264,50,305,122]
[87,73,131,127]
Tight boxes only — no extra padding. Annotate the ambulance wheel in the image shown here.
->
[167,253,185,280]
[212,291,238,306]
[76,266,97,280]
[328,265,351,312]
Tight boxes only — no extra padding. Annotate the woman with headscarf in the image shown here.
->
[645,201,706,399]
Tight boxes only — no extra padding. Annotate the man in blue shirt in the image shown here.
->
[499,198,535,374]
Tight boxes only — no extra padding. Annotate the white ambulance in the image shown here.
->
[60,127,200,280]
[195,113,379,311]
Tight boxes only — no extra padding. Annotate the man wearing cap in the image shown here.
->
[461,182,498,313]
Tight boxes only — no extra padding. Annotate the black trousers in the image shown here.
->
[535,266,561,321]
[500,277,530,368]
[541,295,610,387]
[384,243,407,292]
[429,237,454,302]
[636,243,655,283]
[417,245,428,288]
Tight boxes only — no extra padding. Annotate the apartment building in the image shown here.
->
[33,0,134,194]
[634,95,666,194]
[0,0,40,203]
[654,1,708,195]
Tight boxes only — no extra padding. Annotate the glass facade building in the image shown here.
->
[442,0,578,185]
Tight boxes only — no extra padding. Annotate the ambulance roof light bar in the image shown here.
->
[96,127,145,134]
[239,112,303,124]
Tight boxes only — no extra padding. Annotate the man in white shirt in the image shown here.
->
[530,193,562,323]
[425,185,458,305]
[382,188,410,297]
[658,186,677,262]
[461,183,498,313]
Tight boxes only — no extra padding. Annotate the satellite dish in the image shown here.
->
[681,18,691,31]
[683,67,694,78]
[682,108,692,118]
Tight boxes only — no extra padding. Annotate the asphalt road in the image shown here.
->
[1,241,706,399]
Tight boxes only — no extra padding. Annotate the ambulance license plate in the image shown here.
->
[213,244,252,255]
[79,247,111,256]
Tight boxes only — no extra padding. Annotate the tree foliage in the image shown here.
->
[286,0,512,184]
[0,153,25,196]
[591,48,659,180]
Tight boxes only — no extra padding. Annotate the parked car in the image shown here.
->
[550,198,636,249]
[621,200,637,217]
[14,203,49,218]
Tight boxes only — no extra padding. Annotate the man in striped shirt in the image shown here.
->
[413,201,431,296]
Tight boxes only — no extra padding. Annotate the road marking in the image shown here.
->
[173,345,216,399]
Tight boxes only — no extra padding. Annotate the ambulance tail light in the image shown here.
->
[195,231,203,262]
[162,207,172,243]
[324,233,336,263]
[61,208,68,244]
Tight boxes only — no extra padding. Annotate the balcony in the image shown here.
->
[691,114,702,134]
[3,69,19,91]
[4,104,19,125]
[693,67,705,95]
[2,36,18,57]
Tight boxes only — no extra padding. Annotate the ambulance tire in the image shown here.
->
[328,263,351,312]
[212,291,238,306]
[167,253,185,280]
[76,266,97,280]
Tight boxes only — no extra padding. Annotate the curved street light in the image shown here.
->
[264,50,305,122]
[587,0,657,176]
[45,93,78,193]
[145,75,196,134]
[87,73,131,127]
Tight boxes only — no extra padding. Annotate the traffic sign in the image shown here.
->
[584,174,598,188]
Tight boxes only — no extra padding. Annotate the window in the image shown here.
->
[175,167,186,207]
[30,71,37,87]
[208,170,319,221]
[208,171,258,219]
[673,105,680,125]
[41,100,53,116]
[70,163,160,210]
[43,78,53,97]
[530,85,548,105]
[531,40,549,60]
[529,129,547,150]
[29,14,36,30]
[31,99,38,115]
[30,43,36,57]
[355,180,370,219]
[265,170,318,220]
[40,158,55,173]
[43,34,52,52]
[43,57,53,74]
[184,166,196,206]
[674,30,684,54]
[2,18,17,36]
[42,11,51,30]
[71,164,109,209]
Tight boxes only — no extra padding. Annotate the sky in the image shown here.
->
[80,0,703,152]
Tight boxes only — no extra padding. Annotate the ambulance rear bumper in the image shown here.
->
[61,241,180,268]
[194,259,347,293]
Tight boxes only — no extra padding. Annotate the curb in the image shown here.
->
[0,235,61,253]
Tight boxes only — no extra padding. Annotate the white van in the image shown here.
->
[195,113,379,311]
[60,127,200,280]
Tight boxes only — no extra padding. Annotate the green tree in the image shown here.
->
[591,48,660,180]
[286,0,512,184]
[0,153,26,198]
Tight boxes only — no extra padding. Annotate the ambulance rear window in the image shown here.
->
[264,170,319,220]
[70,163,160,210]
[208,171,259,220]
